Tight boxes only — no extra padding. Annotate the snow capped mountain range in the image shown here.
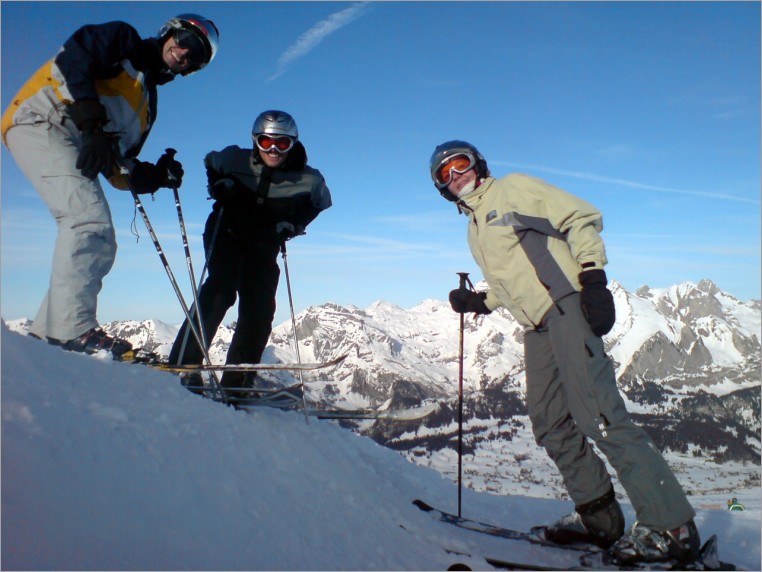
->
[6,279,760,500]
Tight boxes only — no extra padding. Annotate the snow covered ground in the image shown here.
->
[2,323,759,571]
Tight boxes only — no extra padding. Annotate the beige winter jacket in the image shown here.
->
[459,173,608,328]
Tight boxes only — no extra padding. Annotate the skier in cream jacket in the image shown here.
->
[430,140,700,566]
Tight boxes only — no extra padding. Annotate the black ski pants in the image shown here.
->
[169,227,280,389]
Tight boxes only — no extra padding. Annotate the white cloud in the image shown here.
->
[268,2,370,82]
[494,161,760,204]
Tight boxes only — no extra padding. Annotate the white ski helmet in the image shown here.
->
[157,14,219,74]
[430,140,489,201]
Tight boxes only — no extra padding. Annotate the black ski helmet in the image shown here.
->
[157,14,219,75]
[429,140,489,202]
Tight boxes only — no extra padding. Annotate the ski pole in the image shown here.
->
[197,206,224,290]
[281,241,309,424]
[175,205,224,366]
[167,150,205,322]
[172,185,223,393]
[162,149,222,397]
[165,148,213,370]
[122,161,227,405]
[456,271,470,517]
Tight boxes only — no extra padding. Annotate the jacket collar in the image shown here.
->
[456,176,495,215]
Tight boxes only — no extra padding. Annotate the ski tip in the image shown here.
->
[699,534,738,571]
[447,564,472,571]
[117,348,163,365]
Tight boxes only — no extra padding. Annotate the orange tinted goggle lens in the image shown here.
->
[256,135,294,152]
[436,155,474,185]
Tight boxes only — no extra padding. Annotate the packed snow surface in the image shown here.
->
[2,324,759,570]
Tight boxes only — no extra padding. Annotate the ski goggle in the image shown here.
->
[255,134,295,154]
[434,153,476,187]
[173,28,210,67]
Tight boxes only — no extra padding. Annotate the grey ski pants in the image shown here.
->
[6,121,116,341]
[524,293,695,531]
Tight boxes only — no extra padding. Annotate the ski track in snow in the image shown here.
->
[2,324,760,571]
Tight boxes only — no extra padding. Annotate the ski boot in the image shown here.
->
[48,327,132,360]
[221,372,262,402]
[607,519,701,565]
[536,487,625,550]
[180,372,206,395]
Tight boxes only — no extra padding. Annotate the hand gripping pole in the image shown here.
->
[122,154,227,404]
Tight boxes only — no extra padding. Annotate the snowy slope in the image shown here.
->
[2,323,760,571]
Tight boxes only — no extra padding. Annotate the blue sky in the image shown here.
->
[2,1,760,328]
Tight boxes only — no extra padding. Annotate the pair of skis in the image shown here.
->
[122,350,436,421]
[149,353,349,373]
[118,350,348,372]
[233,388,438,421]
[224,383,437,421]
[186,380,438,420]
[413,500,737,571]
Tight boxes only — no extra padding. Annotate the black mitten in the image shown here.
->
[130,161,165,194]
[208,177,245,201]
[130,151,184,194]
[68,100,117,180]
[155,149,184,188]
[579,269,616,336]
[448,289,491,315]
[275,221,305,242]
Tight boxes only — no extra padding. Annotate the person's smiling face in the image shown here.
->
[447,166,477,198]
[162,35,194,74]
[258,147,288,168]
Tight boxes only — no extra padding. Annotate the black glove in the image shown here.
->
[156,149,184,188]
[208,177,242,201]
[448,289,491,315]
[275,221,304,242]
[68,100,117,180]
[130,150,184,194]
[579,269,616,336]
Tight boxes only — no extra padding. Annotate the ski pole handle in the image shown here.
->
[162,148,181,189]
[457,272,470,292]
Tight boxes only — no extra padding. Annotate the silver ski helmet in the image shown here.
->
[157,14,219,74]
[252,110,299,140]
[430,140,489,202]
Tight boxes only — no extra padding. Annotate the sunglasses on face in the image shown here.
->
[255,134,295,154]
[173,28,209,66]
[435,154,476,186]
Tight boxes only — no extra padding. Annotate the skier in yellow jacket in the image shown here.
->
[2,15,219,357]
[431,140,700,566]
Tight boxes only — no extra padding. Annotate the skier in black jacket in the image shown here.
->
[168,110,332,398]
[2,14,219,357]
